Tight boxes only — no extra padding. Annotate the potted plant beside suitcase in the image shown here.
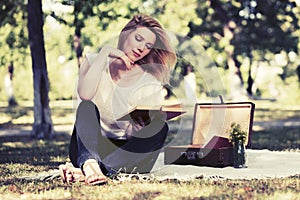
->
[228,123,247,168]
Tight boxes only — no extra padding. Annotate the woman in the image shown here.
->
[60,14,177,185]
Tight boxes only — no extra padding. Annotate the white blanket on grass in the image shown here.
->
[150,149,300,180]
[21,149,300,182]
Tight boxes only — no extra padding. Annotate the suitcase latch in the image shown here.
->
[181,151,205,160]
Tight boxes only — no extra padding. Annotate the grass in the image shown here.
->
[0,100,299,199]
[251,127,300,151]
[1,177,299,199]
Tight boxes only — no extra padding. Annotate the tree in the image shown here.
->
[27,0,53,139]
[53,0,124,68]
[188,0,299,99]
[67,0,140,66]
[1,0,53,138]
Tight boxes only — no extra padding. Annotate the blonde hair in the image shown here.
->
[117,14,177,84]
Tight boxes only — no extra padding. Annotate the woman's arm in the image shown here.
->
[77,47,110,100]
[77,46,134,100]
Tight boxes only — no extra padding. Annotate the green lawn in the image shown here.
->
[0,100,299,199]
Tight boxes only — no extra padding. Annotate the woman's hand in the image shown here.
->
[104,46,135,70]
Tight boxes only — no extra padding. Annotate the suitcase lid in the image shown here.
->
[190,102,255,147]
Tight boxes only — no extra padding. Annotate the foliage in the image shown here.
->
[228,122,248,144]
[188,0,300,97]
[189,0,299,62]
[0,0,26,27]
[0,6,28,67]
[0,0,300,103]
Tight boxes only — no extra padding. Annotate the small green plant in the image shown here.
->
[228,123,247,145]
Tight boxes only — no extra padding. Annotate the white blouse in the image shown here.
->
[83,53,163,139]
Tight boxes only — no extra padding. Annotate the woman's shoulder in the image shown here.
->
[85,53,98,64]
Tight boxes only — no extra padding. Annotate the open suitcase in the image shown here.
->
[164,101,255,167]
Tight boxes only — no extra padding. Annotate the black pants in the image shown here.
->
[69,100,168,175]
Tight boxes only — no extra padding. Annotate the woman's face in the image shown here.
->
[122,27,156,63]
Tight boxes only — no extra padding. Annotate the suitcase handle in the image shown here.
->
[218,95,224,103]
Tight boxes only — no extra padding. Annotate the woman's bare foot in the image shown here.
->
[82,159,107,185]
[59,163,85,183]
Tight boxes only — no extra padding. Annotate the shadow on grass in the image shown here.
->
[255,107,300,122]
[250,126,300,151]
[0,105,33,122]
[0,126,299,169]
[0,125,299,196]
[0,103,75,128]
[0,133,70,167]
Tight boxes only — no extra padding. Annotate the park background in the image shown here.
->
[1,0,300,105]
[0,0,300,199]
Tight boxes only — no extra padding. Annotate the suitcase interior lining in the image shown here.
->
[191,103,254,147]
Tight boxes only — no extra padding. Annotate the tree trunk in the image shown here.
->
[73,34,83,68]
[4,62,18,107]
[246,69,254,96]
[210,0,248,100]
[27,0,54,139]
[223,24,247,100]
[73,1,84,68]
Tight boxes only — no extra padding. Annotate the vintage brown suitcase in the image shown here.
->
[164,102,255,167]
